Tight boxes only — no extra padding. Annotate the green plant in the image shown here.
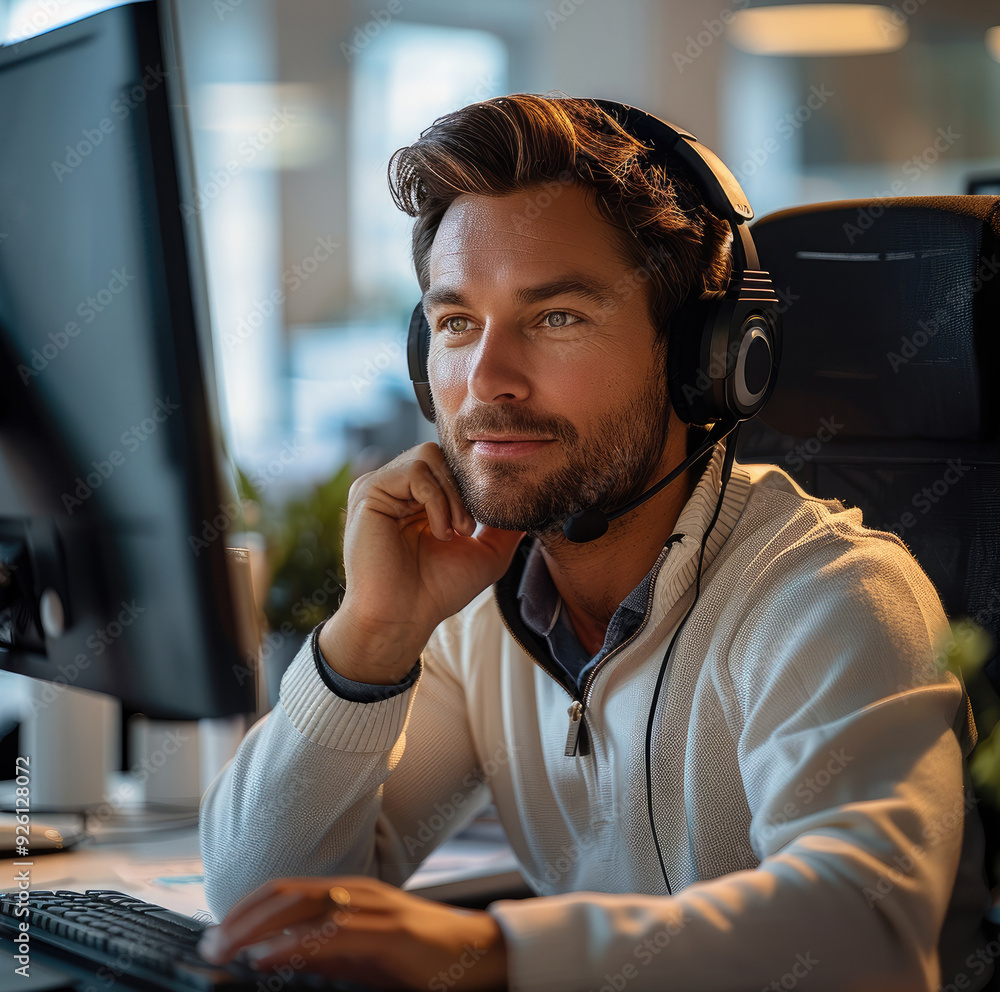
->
[936,617,1000,883]
[237,462,352,635]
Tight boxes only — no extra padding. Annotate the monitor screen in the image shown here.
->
[0,0,256,719]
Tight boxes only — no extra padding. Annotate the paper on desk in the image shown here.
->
[112,856,213,921]
[405,838,520,889]
[113,855,204,887]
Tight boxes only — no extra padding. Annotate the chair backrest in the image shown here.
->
[738,195,1000,690]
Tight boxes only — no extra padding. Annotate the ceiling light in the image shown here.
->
[987,26,1000,63]
[729,4,908,56]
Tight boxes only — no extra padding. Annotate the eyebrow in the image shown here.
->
[422,276,620,313]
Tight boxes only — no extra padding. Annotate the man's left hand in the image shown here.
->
[197,875,508,991]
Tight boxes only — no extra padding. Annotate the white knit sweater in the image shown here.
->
[200,444,992,992]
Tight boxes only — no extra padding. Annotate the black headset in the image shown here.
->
[406,97,782,437]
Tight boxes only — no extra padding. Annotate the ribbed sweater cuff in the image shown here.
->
[487,897,584,992]
[278,635,419,752]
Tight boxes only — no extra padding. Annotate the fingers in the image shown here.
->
[407,460,458,542]
[233,911,363,973]
[199,882,326,964]
[407,444,476,540]
[424,455,477,539]
[362,443,475,542]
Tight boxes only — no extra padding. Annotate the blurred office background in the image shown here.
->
[2,0,999,535]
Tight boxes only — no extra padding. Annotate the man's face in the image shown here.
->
[424,182,678,536]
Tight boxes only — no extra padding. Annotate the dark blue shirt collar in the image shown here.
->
[515,533,684,689]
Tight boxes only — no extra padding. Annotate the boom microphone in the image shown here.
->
[561,419,738,543]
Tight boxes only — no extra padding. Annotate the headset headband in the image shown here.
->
[588,99,759,271]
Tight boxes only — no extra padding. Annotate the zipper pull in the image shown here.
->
[564,701,584,757]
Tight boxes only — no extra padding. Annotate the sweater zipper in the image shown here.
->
[496,574,660,758]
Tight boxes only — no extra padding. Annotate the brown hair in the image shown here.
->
[387,93,733,338]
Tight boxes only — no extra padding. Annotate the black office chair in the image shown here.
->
[737,196,1000,928]
[739,195,1000,683]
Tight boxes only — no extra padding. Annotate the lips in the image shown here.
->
[468,435,553,443]
[469,436,555,459]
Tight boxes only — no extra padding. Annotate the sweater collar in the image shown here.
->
[655,436,752,610]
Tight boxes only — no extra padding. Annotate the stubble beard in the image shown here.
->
[436,364,673,538]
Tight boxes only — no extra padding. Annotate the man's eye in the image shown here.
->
[443,316,473,334]
[542,311,580,328]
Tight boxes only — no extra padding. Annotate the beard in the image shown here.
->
[435,363,673,538]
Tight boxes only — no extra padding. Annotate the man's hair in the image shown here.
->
[387,93,733,339]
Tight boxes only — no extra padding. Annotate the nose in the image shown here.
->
[467,320,531,406]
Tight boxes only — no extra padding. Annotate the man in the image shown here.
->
[197,95,991,992]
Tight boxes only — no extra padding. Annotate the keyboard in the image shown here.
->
[0,888,352,990]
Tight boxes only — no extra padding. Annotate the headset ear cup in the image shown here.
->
[667,299,717,425]
[730,311,778,419]
[668,296,781,425]
[407,301,436,423]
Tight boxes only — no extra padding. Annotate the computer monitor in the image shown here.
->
[0,0,256,721]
